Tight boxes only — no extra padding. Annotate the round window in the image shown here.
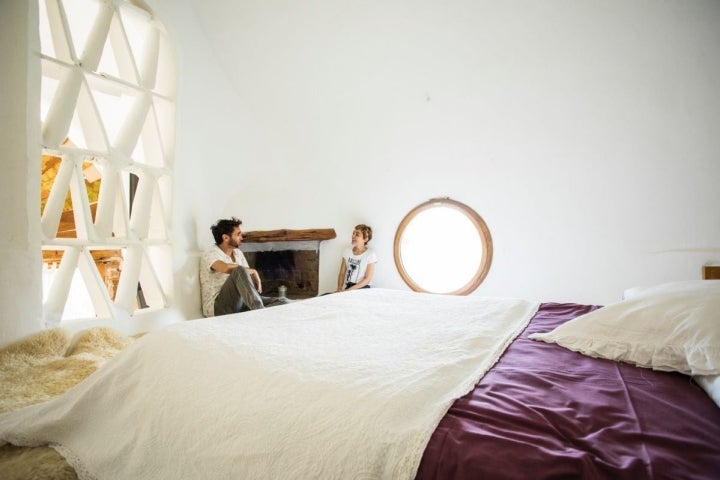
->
[393,198,493,295]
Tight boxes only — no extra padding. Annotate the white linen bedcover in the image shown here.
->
[0,289,539,480]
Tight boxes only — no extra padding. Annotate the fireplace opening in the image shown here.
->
[244,249,319,299]
[240,228,336,300]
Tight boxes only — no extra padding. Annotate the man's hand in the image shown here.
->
[248,268,262,294]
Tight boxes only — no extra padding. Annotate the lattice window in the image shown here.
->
[38,0,175,326]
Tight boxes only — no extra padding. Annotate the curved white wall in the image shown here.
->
[0,0,44,345]
[182,0,720,305]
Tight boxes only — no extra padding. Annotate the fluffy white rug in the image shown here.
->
[0,326,132,480]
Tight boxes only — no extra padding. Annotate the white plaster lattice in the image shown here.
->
[38,0,175,325]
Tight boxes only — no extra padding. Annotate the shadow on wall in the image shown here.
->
[175,256,202,320]
[175,217,202,320]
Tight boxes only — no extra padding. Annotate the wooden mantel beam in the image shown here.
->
[242,228,337,243]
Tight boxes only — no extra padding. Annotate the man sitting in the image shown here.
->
[200,217,289,317]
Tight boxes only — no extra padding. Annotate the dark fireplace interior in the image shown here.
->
[245,249,319,299]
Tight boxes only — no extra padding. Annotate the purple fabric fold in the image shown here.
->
[416,303,720,480]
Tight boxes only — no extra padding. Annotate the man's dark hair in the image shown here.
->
[211,217,242,245]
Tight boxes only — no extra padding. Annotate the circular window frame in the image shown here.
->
[393,198,493,295]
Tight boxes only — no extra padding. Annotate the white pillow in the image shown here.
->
[529,283,720,376]
[623,279,720,300]
[694,375,720,408]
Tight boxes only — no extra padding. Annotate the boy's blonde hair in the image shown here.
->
[354,224,372,245]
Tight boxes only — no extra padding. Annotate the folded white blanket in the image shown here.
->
[0,289,539,480]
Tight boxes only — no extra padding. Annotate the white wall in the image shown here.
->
[1,0,718,344]
[150,0,252,320]
[0,0,44,345]
[180,0,720,305]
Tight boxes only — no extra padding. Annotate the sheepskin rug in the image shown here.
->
[0,326,133,480]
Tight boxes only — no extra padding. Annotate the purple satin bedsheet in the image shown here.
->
[416,303,720,480]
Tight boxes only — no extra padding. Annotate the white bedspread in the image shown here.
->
[0,289,539,480]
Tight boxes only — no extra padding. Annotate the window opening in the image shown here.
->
[394,198,493,295]
[38,0,175,325]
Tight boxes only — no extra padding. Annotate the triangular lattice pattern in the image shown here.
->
[38,0,175,325]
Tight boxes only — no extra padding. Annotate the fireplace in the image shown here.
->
[241,229,336,300]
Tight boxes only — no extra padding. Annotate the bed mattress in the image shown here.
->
[1,297,718,479]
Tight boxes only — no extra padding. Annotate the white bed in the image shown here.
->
[0,289,539,480]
